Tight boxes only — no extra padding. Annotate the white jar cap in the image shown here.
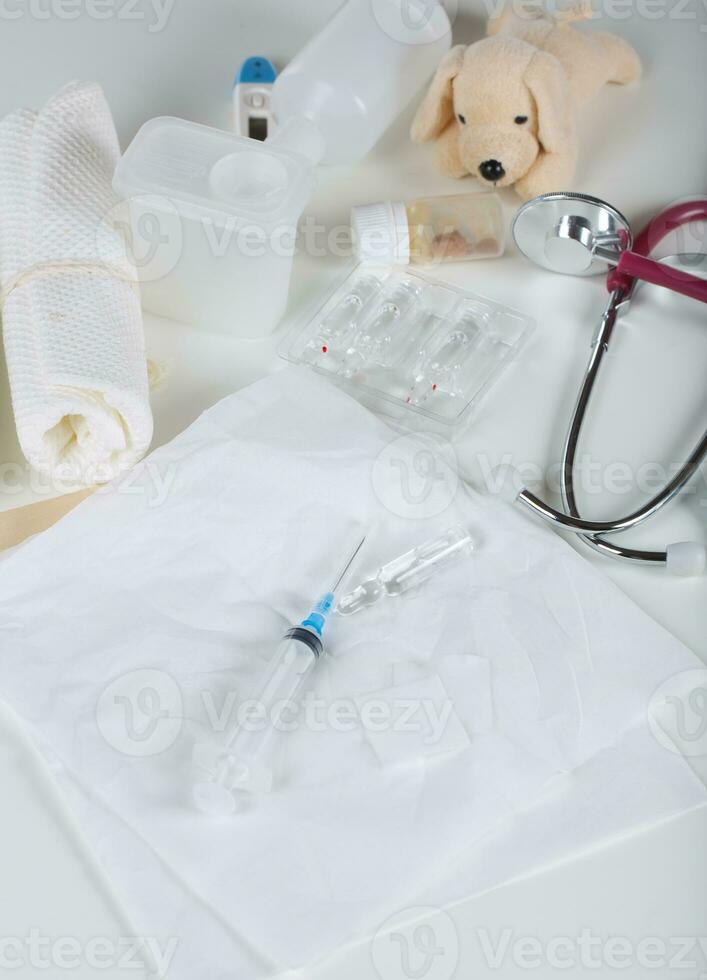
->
[351,200,410,266]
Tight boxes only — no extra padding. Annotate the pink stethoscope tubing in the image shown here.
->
[607,199,707,303]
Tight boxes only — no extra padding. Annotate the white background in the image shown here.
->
[0,0,705,977]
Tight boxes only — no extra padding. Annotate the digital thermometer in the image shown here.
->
[233,56,277,140]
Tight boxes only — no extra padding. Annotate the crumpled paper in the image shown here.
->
[0,368,703,978]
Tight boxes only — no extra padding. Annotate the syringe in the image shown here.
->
[193,536,366,817]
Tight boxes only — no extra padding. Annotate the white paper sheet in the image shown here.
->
[0,368,704,978]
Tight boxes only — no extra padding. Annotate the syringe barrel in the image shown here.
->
[193,628,321,814]
[227,628,321,766]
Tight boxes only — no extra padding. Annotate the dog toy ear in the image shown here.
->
[524,50,573,155]
[411,45,466,143]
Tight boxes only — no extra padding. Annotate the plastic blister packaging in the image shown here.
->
[281,266,534,429]
[337,279,423,378]
[301,274,382,367]
[407,306,517,413]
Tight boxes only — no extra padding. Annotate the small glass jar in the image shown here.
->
[351,192,504,267]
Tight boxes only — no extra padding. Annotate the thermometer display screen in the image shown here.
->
[248,116,268,141]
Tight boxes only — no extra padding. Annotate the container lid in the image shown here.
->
[351,201,410,265]
[113,117,316,225]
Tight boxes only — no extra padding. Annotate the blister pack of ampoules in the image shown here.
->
[280,265,534,430]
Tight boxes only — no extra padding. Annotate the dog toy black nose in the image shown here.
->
[479,159,505,182]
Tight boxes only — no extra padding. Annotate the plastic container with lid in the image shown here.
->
[113,117,317,336]
[113,1,452,334]
[352,193,505,266]
[271,0,452,165]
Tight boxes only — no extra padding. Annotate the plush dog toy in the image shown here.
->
[411,3,641,199]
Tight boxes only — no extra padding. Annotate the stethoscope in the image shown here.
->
[505,192,707,576]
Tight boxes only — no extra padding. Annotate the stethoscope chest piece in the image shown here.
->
[512,192,632,276]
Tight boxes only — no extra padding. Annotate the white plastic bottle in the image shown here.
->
[271,0,452,165]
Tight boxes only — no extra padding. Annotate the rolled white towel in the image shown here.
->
[0,81,152,485]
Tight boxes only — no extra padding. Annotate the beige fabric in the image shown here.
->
[0,489,93,551]
[411,2,641,198]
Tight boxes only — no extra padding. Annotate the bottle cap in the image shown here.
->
[351,200,410,266]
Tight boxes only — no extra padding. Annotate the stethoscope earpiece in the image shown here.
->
[666,541,707,577]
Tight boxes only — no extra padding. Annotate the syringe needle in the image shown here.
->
[331,534,367,594]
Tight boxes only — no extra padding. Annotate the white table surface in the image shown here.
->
[0,1,706,977]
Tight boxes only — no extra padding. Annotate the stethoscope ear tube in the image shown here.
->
[607,199,707,300]
[507,194,707,571]
[556,284,707,573]
[502,283,707,574]
[614,250,707,305]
